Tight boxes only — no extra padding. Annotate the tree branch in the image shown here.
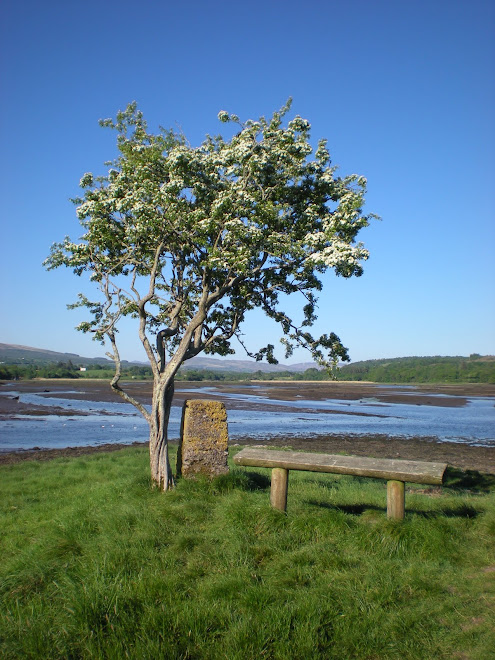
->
[107,331,151,422]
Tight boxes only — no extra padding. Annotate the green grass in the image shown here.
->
[1,447,494,659]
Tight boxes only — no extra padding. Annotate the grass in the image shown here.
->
[0,447,494,659]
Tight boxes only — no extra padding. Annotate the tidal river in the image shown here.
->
[0,381,494,452]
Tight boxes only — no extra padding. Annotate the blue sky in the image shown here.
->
[1,0,494,364]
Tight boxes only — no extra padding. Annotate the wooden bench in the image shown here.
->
[233,447,447,520]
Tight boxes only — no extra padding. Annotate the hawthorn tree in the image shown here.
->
[45,100,376,490]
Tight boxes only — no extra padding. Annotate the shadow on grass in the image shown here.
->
[241,471,271,491]
[211,470,271,493]
[410,504,480,519]
[305,499,481,519]
[305,499,383,515]
[443,467,495,493]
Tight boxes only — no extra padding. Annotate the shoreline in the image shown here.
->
[1,379,494,474]
[0,433,494,474]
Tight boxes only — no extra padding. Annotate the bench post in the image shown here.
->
[270,468,289,512]
[234,448,447,519]
[387,480,405,520]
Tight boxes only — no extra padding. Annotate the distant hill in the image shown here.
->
[337,354,495,383]
[0,343,112,367]
[183,356,316,373]
[0,343,315,373]
[2,343,494,382]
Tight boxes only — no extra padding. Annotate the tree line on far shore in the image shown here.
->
[334,354,495,384]
[0,362,152,381]
[1,354,493,384]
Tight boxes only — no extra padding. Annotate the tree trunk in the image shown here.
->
[149,377,175,490]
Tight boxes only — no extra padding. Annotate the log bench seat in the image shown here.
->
[233,447,448,520]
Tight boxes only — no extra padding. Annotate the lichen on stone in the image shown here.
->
[177,399,229,478]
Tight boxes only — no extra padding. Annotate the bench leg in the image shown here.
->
[387,480,405,520]
[270,468,289,512]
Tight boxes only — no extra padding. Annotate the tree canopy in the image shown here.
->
[45,100,376,488]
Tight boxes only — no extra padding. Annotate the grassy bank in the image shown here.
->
[1,447,494,659]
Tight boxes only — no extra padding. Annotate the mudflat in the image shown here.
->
[1,379,494,473]
[1,378,493,419]
[3,378,495,411]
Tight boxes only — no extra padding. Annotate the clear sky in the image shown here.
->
[1,0,494,364]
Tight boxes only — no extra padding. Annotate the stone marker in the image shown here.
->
[177,399,229,478]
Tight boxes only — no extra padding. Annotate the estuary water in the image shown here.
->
[0,385,494,452]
